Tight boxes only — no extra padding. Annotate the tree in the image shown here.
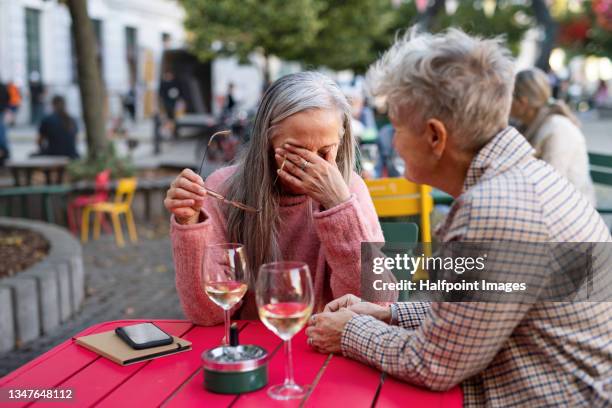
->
[297,0,397,74]
[434,1,531,56]
[181,0,322,84]
[64,0,107,160]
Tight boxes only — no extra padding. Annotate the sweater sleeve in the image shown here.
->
[170,170,234,326]
[313,173,394,301]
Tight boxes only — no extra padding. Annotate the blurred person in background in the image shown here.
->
[594,79,609,108]
[159,70,182,134]
[6,81,22,126]
[224,82,236,114]
[348,91,377,143]
[122,85,137,123]
[0,81,10,165]
[34,95,79,159]
[511,67,596,206]
[375,123,400,178]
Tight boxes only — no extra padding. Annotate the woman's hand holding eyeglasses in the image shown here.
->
[164,169,208,225]
[275,143,351,210]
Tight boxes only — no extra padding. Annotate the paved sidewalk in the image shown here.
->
[0,218,185,377]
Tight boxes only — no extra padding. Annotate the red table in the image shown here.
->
[0,319,462,407]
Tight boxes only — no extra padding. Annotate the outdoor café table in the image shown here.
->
[6,156,71,186]
[0,319,463,407]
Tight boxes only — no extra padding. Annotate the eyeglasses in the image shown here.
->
[197,130,261,213]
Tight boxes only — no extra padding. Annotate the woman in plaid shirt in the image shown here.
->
[306,28,612,407]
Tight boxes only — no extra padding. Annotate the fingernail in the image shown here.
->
[277,169,281,174]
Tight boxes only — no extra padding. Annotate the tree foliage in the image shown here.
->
[181,0,322,78]
[433,1,532,56]
[297,0,397,73]
[181,0,609,76]
[181,0,398,74]
[558,0,612,58]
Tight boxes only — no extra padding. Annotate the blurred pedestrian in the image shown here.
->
[375,123,400,178]
[122,86,137,123]
[0,81,10,165]
[224,82,236,114]
[348,92,377,144]
[29,71,45,125]
[6,81,22,126]
[594,79,609,108]
[511,67,596,205]
[34,95,79,159]
[159,71,181,122]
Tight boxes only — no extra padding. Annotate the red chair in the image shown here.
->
[67,170,111,235]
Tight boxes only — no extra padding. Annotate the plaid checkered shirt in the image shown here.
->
[341,127,612,407]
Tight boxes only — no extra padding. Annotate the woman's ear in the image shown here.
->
[426,118,447,159]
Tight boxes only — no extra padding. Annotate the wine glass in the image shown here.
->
[256,261,314,400]
[202,243,249,346]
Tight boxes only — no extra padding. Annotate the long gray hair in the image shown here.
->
[223,72,355,277]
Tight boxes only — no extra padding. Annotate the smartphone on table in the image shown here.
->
[115,322,173,350]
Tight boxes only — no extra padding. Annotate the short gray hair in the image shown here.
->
[366,28,515,150]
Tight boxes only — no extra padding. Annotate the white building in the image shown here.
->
[0,0,186,125]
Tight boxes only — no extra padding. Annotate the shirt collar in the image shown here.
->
[462,126,535,193]
[433,127,534,239]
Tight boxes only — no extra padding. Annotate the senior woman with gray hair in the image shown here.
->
[306,29,612,407]
[164,72,390,326]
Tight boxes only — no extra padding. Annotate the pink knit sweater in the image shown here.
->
[170,165,384,326]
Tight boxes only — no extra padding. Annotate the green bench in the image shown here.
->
[0,185,73,223]
[589,152,612,215]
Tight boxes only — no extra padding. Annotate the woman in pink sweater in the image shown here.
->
[164,72,386,326]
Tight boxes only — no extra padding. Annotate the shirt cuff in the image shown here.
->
[394,302,431,330]
[341,314,389,365]
[312,193,357,219]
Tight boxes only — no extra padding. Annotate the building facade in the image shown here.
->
[0,0,186,125]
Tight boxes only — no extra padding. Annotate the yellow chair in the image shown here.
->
[81,178,138,247]
[365,177,433,243]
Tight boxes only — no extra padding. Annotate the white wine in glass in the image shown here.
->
[205,281,248,310]
[202,243,249,346]
[256,261,314,400]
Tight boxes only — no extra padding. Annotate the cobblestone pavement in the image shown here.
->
[0,218,186,377]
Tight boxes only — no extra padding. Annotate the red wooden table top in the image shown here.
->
[0,319,462,407]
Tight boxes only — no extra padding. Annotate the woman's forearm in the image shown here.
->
[170,213,227,326]
[313,194,388,299]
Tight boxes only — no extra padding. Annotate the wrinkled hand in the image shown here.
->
[305,308,356,354]
[164,169,207,225]
[275,143,350,209]
[323,294,362,312]
[347,302,391,323]
[324,294,391,323]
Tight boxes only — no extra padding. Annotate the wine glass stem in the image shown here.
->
[283,339,296,386]
[224,309,230,346]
